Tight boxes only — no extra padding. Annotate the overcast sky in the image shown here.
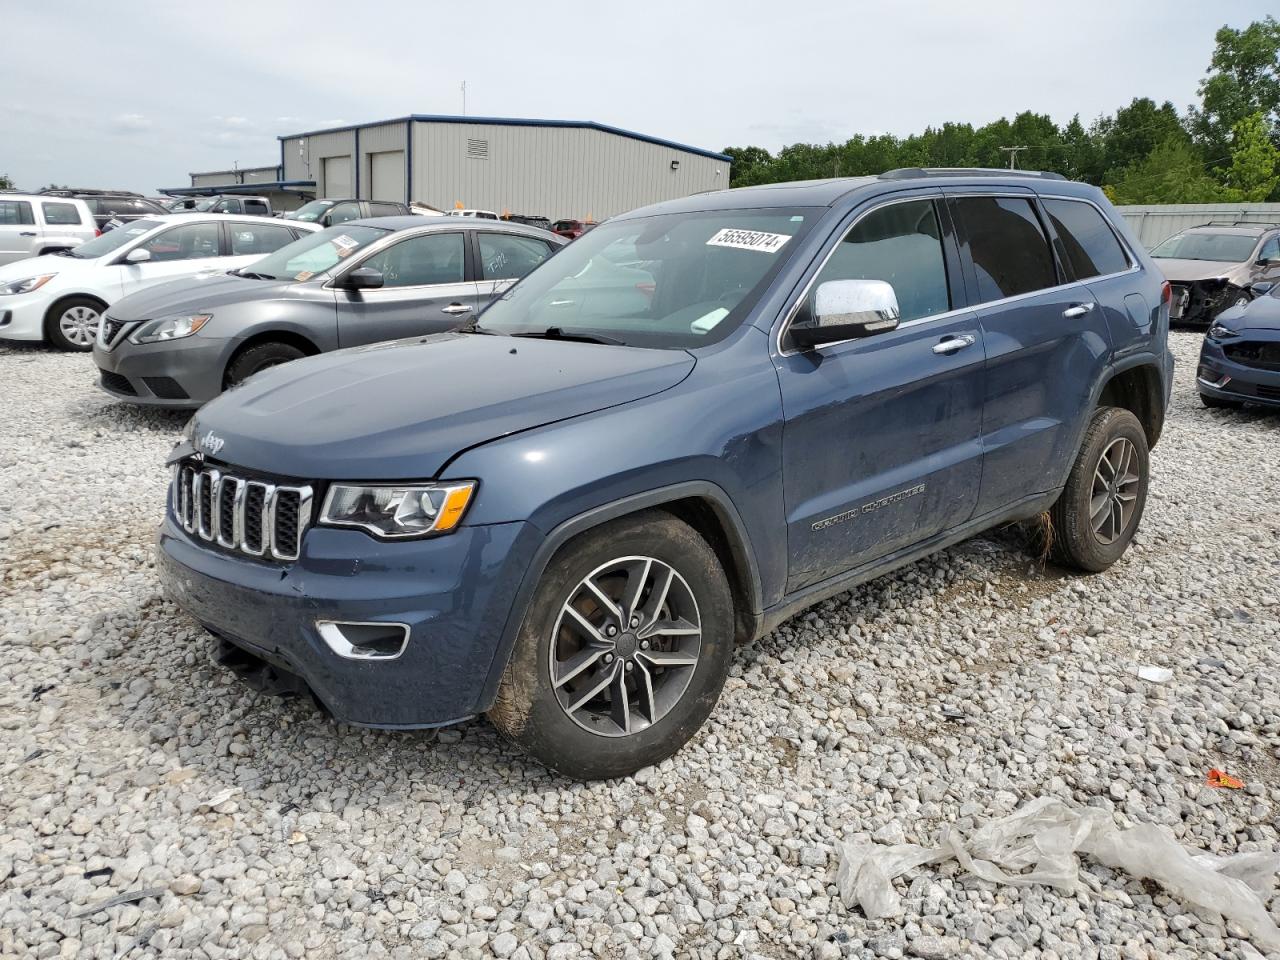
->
[2,1,1273,194]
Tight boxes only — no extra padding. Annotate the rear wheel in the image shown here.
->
[224,341,306,389]
[488,511,734,780]
[45,297,104,351]
[1200,391,1243,410]
[1049,407,1149,573]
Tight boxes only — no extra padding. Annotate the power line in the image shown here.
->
[1000,146,1030,169]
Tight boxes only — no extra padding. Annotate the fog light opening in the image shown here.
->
[317,620,410,660]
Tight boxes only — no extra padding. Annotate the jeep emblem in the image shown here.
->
[198,430,225,456]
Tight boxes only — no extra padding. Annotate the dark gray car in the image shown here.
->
[93,217,566,407]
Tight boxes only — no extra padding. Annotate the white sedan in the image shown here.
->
[0,214,319,351]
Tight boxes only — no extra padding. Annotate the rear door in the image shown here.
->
[948,192,1112,517]
[474,231,557,303]
[774,192,986,592]
[225,220,302,269]
[334,230,479,346]
[0,199,39,265]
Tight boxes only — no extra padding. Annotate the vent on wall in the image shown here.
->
[466,139,489,160]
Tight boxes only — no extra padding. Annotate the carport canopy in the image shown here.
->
[158,180,317,197]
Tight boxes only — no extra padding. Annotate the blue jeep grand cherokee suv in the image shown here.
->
[157,169,1174,779]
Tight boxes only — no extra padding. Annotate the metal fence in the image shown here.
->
[1116,203,1280,249]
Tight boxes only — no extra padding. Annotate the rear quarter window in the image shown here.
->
[41,202,85,226]
[1042,198,1129,280]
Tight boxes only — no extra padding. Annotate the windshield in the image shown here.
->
[1151,232,1259,262]
[286,200,337,222]
[477,209,814,348]
[241,224,389,280]
[67,220,163,259]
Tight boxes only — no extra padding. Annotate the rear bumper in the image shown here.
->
[1198,334,1280,407]
[93,336,231,409]
[156,511,540,727]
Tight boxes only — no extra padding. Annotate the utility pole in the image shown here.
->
[461,81,467,116]
[1000,146,1029,169]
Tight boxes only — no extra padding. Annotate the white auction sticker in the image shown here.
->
[331,234,359,251]
[706,228,791,253]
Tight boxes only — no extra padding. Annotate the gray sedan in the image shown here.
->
[92,217,566,408]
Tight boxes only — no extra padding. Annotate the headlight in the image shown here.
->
[1208,322,1237,339]
[0,274,56,296]
[129,314,211,344]
[320,482,476,539]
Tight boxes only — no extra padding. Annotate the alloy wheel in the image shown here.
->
[1090,437,1141,545]
[549,555,701,738]
[59,305,101,347]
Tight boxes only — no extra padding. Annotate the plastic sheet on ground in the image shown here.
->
[836,796,1280,952]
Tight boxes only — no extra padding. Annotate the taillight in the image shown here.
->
[1160,280,1171,306]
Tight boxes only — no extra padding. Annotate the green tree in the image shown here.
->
[721,146,773,187]
[1105,137,1233,204]
[1096,97,1190,175]
[1190,16,1280,160]
[0,174,13,190]
[1226,112,1280,200]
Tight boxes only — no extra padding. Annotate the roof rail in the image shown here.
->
[1203,220,1280,229]
[879,167,1067,181]
[38,187,145,198]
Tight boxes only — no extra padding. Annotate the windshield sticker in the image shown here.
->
[706,228,791,254]
[332,234,359,251]
[691,307,729,334]
[294,270,314,282]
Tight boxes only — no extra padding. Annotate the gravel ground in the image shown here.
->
[1,330,1278,960]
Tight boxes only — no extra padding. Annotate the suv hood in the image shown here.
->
[1153,257,1248,284]
[1216,294,1280,333]
[110,272,297,319]
[190,333,696,479]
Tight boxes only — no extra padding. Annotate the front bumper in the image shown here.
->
[156,511,539,727]
[93,335,232,409]
[0,295,51,342]
[1197,332,1280,407]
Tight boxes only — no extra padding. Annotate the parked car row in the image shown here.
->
[1151,221,1280,324]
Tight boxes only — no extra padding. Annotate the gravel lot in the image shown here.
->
[1,330,1278,960]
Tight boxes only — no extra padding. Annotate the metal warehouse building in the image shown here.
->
[277,115,731,220]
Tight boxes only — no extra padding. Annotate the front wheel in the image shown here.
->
[45,297,104,351]
[224,341,306,389]
[1049,407,1150,573]
[488,511,734,780]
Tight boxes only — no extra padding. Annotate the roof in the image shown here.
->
[341,215,566,239]
[277,114,733,163]
[159,180,316,197]
[188,165,281,178]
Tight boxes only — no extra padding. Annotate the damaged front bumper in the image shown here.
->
[1169,279,1247,325]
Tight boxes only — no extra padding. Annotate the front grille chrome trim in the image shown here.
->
[172,462,311,562]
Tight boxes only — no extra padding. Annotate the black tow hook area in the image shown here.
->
[209,633,311,700]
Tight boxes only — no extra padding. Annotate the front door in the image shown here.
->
[119,220,224,298]
[335,230,479,346]
[948,193,1114,517]
[0,199,39,266]
[774,195,986,593]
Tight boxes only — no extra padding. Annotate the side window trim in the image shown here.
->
[775,189,965,355]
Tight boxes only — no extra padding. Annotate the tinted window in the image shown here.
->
[244,199,270,215]
[1259,236,1280,262]
[328,202,361,225]
[954,196,1058,301]
[479,233,553,281]
[367,202,401,217]
[0,200,35,226]
[100,198,143,216]
[41,202,83,226]
[814,199,950,323]
[139,222,221,262]
[229,223,296,256]
[360,232,465,287]
[1042,199,1129,279]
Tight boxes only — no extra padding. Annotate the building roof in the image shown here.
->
[159,180,316,197]
[277,115,733,163]
[188,164,282,178]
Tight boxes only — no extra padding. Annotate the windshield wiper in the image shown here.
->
[513,327,625,346]
[233,270,277,280]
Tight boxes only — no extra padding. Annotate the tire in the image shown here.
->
[488,510,734,780]
[1200,391,1243,410]
[1049,407,1149,573]
[45,296,105,351]
[224,341,306,389]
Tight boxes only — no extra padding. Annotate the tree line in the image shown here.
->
[723,17,1280,204]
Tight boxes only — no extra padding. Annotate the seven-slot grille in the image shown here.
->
[98,315,133,349]
[173,462,312,561]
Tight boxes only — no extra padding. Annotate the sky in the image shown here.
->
[2,1,1274,194]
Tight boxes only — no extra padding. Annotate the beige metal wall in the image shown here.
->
[1118,203,1280,248]
[189,166,278,188]
[283,130,356,195]
[409,121,727,219]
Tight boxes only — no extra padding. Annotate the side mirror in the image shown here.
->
[342,266,384,290]
[789,279,900,350]
[124,248,152,264]
[1250,281,1274,297]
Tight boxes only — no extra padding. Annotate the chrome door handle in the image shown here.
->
[441,303,473,315]
[932,334,976,355]
[1063,302,1096,319]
